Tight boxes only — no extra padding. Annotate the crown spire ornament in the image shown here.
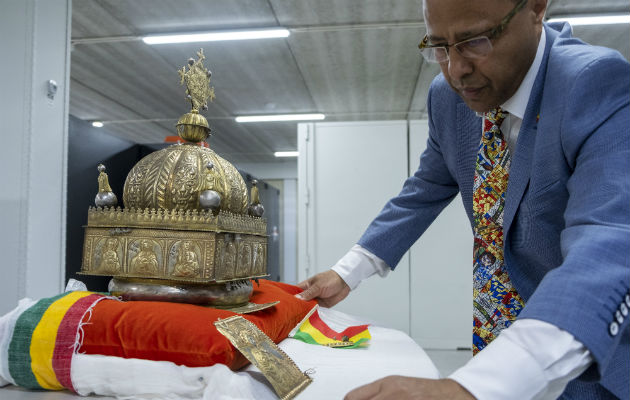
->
[94,164,118,207]
[176,49,215,143]
[178,48,215,112]
[248,180,265,217]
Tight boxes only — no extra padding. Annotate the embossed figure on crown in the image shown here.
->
[130,240,159,274]
[216,237,226,266]
[97,238,121,274]
[173,153,199,208]
[124,161,148,206]
[173,240,200,277]
[254,243,265,275]
[225,238,237,274]
[237,243,252,277]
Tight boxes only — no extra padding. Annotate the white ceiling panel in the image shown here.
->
[70,0,630,164]
[270,0,423,26]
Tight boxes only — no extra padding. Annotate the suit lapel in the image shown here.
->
[503,120,536,234]
[457,102,482,220]
[503,25,556,234]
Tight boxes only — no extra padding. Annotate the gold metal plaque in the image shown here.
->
[215,316,312,400]
[216,301,280,314]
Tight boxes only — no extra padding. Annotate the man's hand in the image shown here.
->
[344,376,475,400]
[296,270,350,307]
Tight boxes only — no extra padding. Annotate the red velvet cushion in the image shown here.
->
[79,280,315,370]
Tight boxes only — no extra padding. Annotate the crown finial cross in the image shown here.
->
[178,48,215,112]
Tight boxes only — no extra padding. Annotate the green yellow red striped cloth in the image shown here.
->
[290,307,371,349]
[5,291,107,392]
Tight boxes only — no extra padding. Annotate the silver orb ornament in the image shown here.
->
[95,191,118,208]
[199,189,221,211]
[249,203,265,217]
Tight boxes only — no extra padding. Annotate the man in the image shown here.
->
[296,0,630,398]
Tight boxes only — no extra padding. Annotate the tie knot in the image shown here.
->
[485,107,507,127]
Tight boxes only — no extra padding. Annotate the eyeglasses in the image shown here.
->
[418,0,528,63]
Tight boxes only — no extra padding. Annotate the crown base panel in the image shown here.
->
[81,225,268,287]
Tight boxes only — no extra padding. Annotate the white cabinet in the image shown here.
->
[407,121,472,349]
[0,0,71,314]
[298,121,410,332]
[298,120,472,349]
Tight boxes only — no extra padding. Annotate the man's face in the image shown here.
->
[423,0,545,112]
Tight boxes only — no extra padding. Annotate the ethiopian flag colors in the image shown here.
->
[4,291,107,392]
[290,307,371,349]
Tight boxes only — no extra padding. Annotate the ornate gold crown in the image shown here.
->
[80,49,268,305]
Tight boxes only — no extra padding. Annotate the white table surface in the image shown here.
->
[1,308,438,399]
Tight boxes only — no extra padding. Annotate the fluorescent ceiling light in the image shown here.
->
[235,113,326,123]
[547,14,630,26]
[274,151,299,158]
[92,121,104,128]
[143,28,290,44]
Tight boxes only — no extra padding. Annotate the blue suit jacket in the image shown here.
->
[358,23,629,398]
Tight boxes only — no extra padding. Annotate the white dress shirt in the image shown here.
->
[331,28,593,400]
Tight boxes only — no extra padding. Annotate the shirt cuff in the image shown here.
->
[449,319,592,400]
[331,244,390,290]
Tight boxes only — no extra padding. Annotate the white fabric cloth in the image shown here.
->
[247,307,439,399]
[65,278,88,292]
[0,298,37,386]
[72,353,270,400]
[0,302,438,399]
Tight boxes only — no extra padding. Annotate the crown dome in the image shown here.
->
[122,143,248,213]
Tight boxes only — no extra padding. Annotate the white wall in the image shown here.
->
[0,0,71,314]
[298,121,411,333]
[407,121,472,349]
[281,179,298,284]
[297,120,472,348]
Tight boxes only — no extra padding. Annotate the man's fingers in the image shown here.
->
[295,277,314,300]
[345,380,382,400]
[296,283,320,301]
[319,287,348,307]
[296,279,310,290]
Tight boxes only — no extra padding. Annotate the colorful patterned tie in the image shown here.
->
[472,108,525,355]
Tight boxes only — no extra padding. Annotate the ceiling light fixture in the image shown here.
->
[92,121,104,128]
[143,28,290,45]
[274,151,299,158]
[547,14,630,26]
[235,113,325,123]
